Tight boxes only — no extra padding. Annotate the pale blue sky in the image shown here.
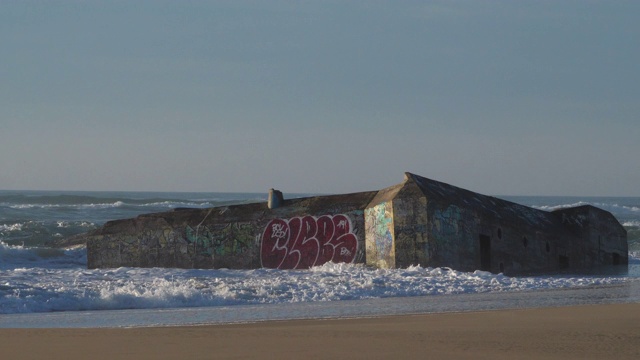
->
[2,1,639,196]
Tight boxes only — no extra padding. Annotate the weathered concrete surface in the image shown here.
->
[84,192,377,270]
[79,173,628,275]
[365,173,628,275]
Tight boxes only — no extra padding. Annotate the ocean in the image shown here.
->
[1,191,639,328]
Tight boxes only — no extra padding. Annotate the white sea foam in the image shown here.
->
[0,223,23,232]
[533,202,590,211]
[55,221,94,228]
[140,201,213,208]
[9,202,125,209]
[623,220,640,227]
[534,202,640,214]
[8,201,213,210]
[78,201,126,209]
[0,243,632,314]
[0,241,86,270]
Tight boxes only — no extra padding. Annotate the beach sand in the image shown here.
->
[2,303,639,360]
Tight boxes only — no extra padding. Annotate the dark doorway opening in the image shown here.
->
[479,235,491,271]
[559,255,569,269]
[612,253,621,265]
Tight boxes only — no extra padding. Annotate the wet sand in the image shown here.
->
[2,303,639,360]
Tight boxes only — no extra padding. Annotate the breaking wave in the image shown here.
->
[533,202,640,214]
[0,243,633,314]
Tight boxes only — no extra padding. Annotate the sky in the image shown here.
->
[1,0,639,196]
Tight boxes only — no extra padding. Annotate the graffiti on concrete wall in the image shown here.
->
[365,201,395,268]
[430,205,479,264]
[260,214,358,269]
[186,222,254,257]
[432,205,462,236]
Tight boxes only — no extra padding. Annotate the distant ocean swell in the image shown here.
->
[5,200,214,210]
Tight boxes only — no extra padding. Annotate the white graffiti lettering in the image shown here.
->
[261,214,359,269]
[271,223,287,240]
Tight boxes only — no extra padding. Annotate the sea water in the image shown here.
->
[1,191,639,328]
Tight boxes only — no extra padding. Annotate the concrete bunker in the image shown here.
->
[78,173,628,275]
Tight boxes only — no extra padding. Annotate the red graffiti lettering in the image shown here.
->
[261,214,358,269]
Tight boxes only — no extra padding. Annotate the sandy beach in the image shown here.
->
[2,303,639,360]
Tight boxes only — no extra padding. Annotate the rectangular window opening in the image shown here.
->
[612,253,621,266]
[479,235,491,272]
